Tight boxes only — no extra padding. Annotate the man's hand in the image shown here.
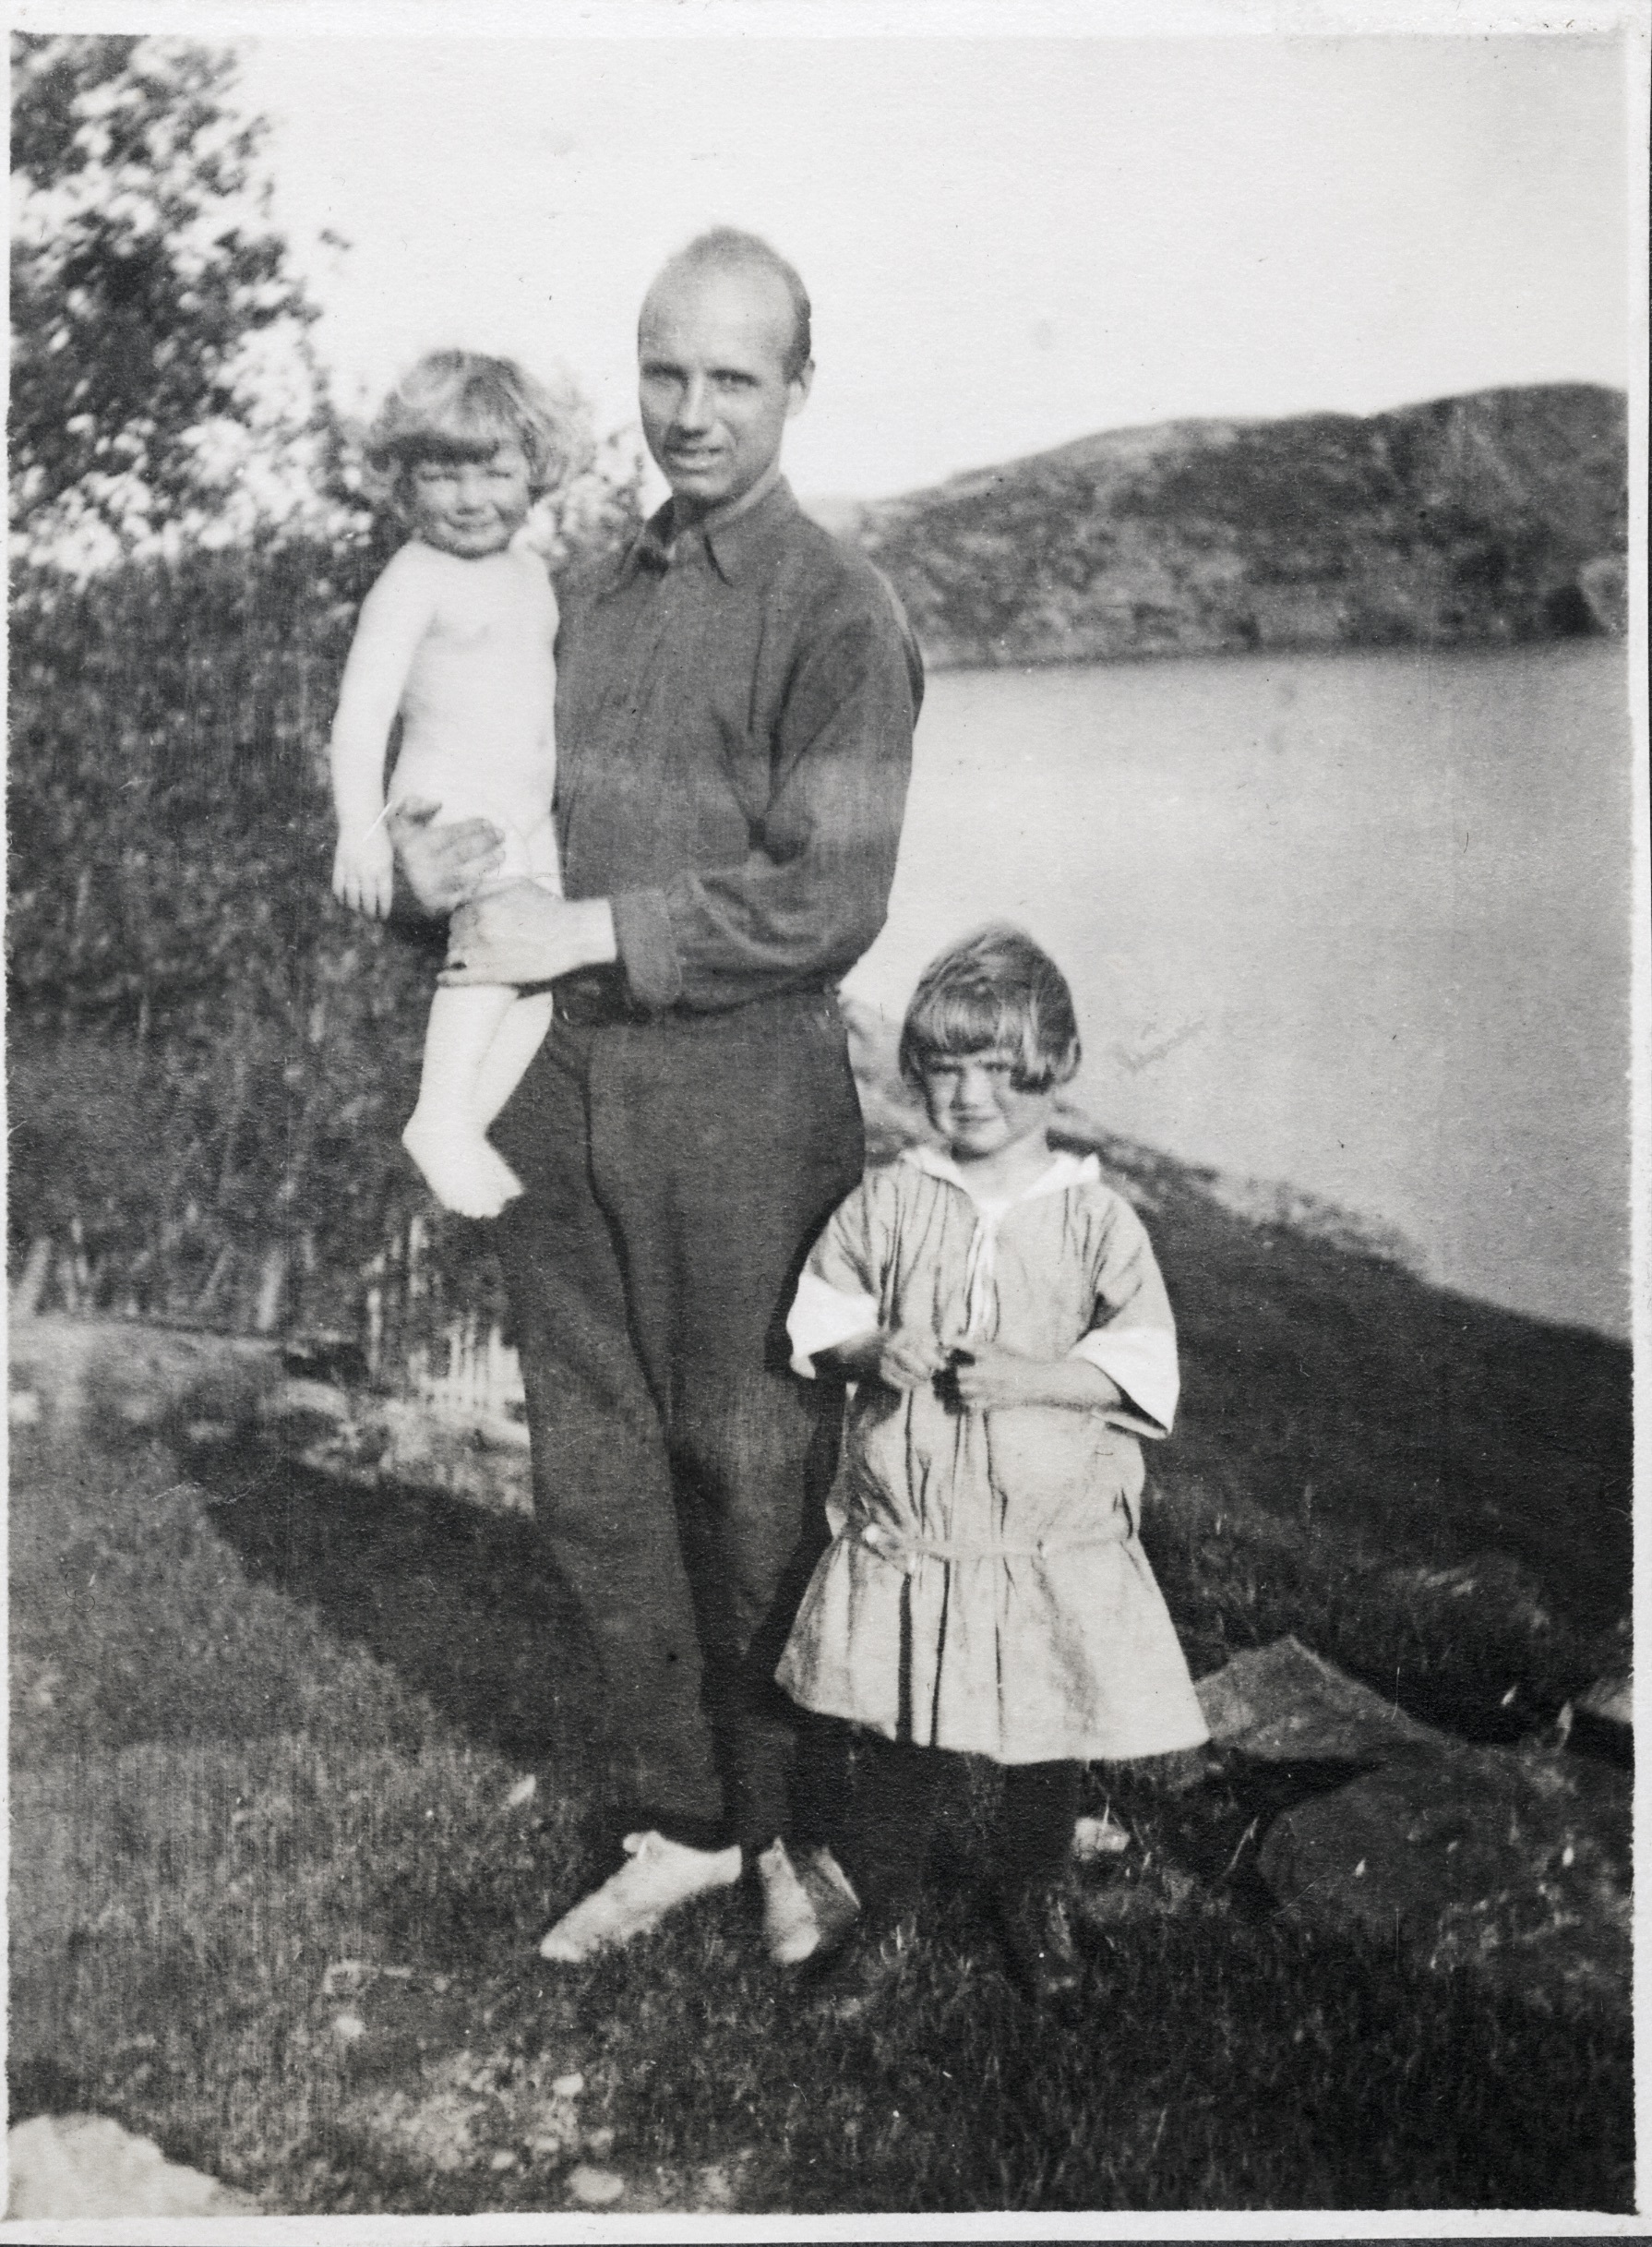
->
[442,886,619,987]
[388,797,505,917]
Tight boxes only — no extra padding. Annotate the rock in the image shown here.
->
[1578,553,1629,634]
[9,1388,42,1427]
[1255,1741,1630,2018]
[8,1314,280,1439]
[253,1381,533,1518]
[566,2162,626,2206]
[1378,1550,1554,1639]
[549,2072,584,2099]
[1195,1635,1443,1762]
[1579,1674,1632,1729]
[1071,1813,1130,1862]
[322,1958,372,1998]
[1195,1636,1632,2018]
[6,2114,257,2219]
[1574,1672,1633,1765]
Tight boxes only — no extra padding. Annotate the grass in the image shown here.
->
[10,1355,1634,2214]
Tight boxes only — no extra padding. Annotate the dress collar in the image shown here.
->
[618,476,800,589]
[902,1144,1098,1208]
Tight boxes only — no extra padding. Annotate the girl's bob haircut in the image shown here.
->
[364,351,573,512]
[899,924,1082,1094]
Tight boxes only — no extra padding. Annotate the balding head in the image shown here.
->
[636,231,816,521]
[640,229,813,384]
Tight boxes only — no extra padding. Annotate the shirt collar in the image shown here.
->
[618,476,801,588]
[902,1144,1099,1208]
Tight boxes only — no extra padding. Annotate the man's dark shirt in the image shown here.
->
[554,478,922,1015]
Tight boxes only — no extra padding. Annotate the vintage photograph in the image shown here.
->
[6,4,1644,2227]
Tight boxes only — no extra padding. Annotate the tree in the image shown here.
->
[10,33,343,569]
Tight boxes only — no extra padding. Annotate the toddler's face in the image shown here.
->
[406,440,534,558]
[918,1047,1059,1166]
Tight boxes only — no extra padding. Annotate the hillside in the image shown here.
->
[840,384,1628,668]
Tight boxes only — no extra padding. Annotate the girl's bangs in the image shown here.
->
[917,986,1029,1059]
[398,408,516,464]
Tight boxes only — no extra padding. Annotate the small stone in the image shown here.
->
[583,2126,616,2158]
[550,2072,584,2100]
[566,2163,625,2206]
[331,2012,367,2043]
[1072,1814,1129,1861]
[9,1390,42,1427]
[489,2149,518,2171]
[507,1773,537,1808]
[6,2116,257,2218]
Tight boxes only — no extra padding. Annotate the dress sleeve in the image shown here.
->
[785,1176,888,1377]
[1067,1192,1179,1438]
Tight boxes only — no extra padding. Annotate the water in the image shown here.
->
[844,641,1634,1338]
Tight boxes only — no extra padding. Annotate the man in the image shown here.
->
[394,230,921,1965]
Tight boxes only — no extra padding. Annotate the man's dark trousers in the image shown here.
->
[493,981,863,1855]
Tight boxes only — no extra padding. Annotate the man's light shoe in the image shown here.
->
[758,1838,861,1966]
[538,1831,742,1963]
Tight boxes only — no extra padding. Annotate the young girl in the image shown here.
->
[777,926,1208,2015]
[330,351,569,1219]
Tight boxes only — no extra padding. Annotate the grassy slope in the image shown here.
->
[9,1149,1633,2214]
[1117,1129,1631,1733]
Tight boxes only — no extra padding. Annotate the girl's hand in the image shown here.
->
[949,1340,1059,1412]
[333,825,396,919]
[874,1325,952,1392]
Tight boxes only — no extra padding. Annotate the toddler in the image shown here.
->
[777,926,1209,2015]
[330,351,568,1218]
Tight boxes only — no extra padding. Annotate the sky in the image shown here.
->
[233,32,1634,503]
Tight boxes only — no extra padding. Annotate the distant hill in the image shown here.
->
[825,384,1628,668]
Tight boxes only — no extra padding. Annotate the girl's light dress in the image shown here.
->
[776,1147,1210,1764]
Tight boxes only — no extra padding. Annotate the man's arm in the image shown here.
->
[443,567,920,1001]
[608,587,918,1011]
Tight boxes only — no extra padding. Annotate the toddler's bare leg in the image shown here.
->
[403,983,525,1218]
[473,990,557,1129]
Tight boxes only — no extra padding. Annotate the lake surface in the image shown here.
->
[844,642,1634,1338]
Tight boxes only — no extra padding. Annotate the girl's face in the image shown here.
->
[406,439,534,558]
[918,1047,1059,1167]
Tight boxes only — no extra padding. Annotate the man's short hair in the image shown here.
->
[649,228,813,382]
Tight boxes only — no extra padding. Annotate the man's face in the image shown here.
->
[637,264,811,518]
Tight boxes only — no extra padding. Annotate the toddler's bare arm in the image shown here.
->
[330,548,440,919]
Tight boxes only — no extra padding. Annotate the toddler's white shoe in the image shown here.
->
[757,1837,861,1966]
[538,1831,742,1963]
